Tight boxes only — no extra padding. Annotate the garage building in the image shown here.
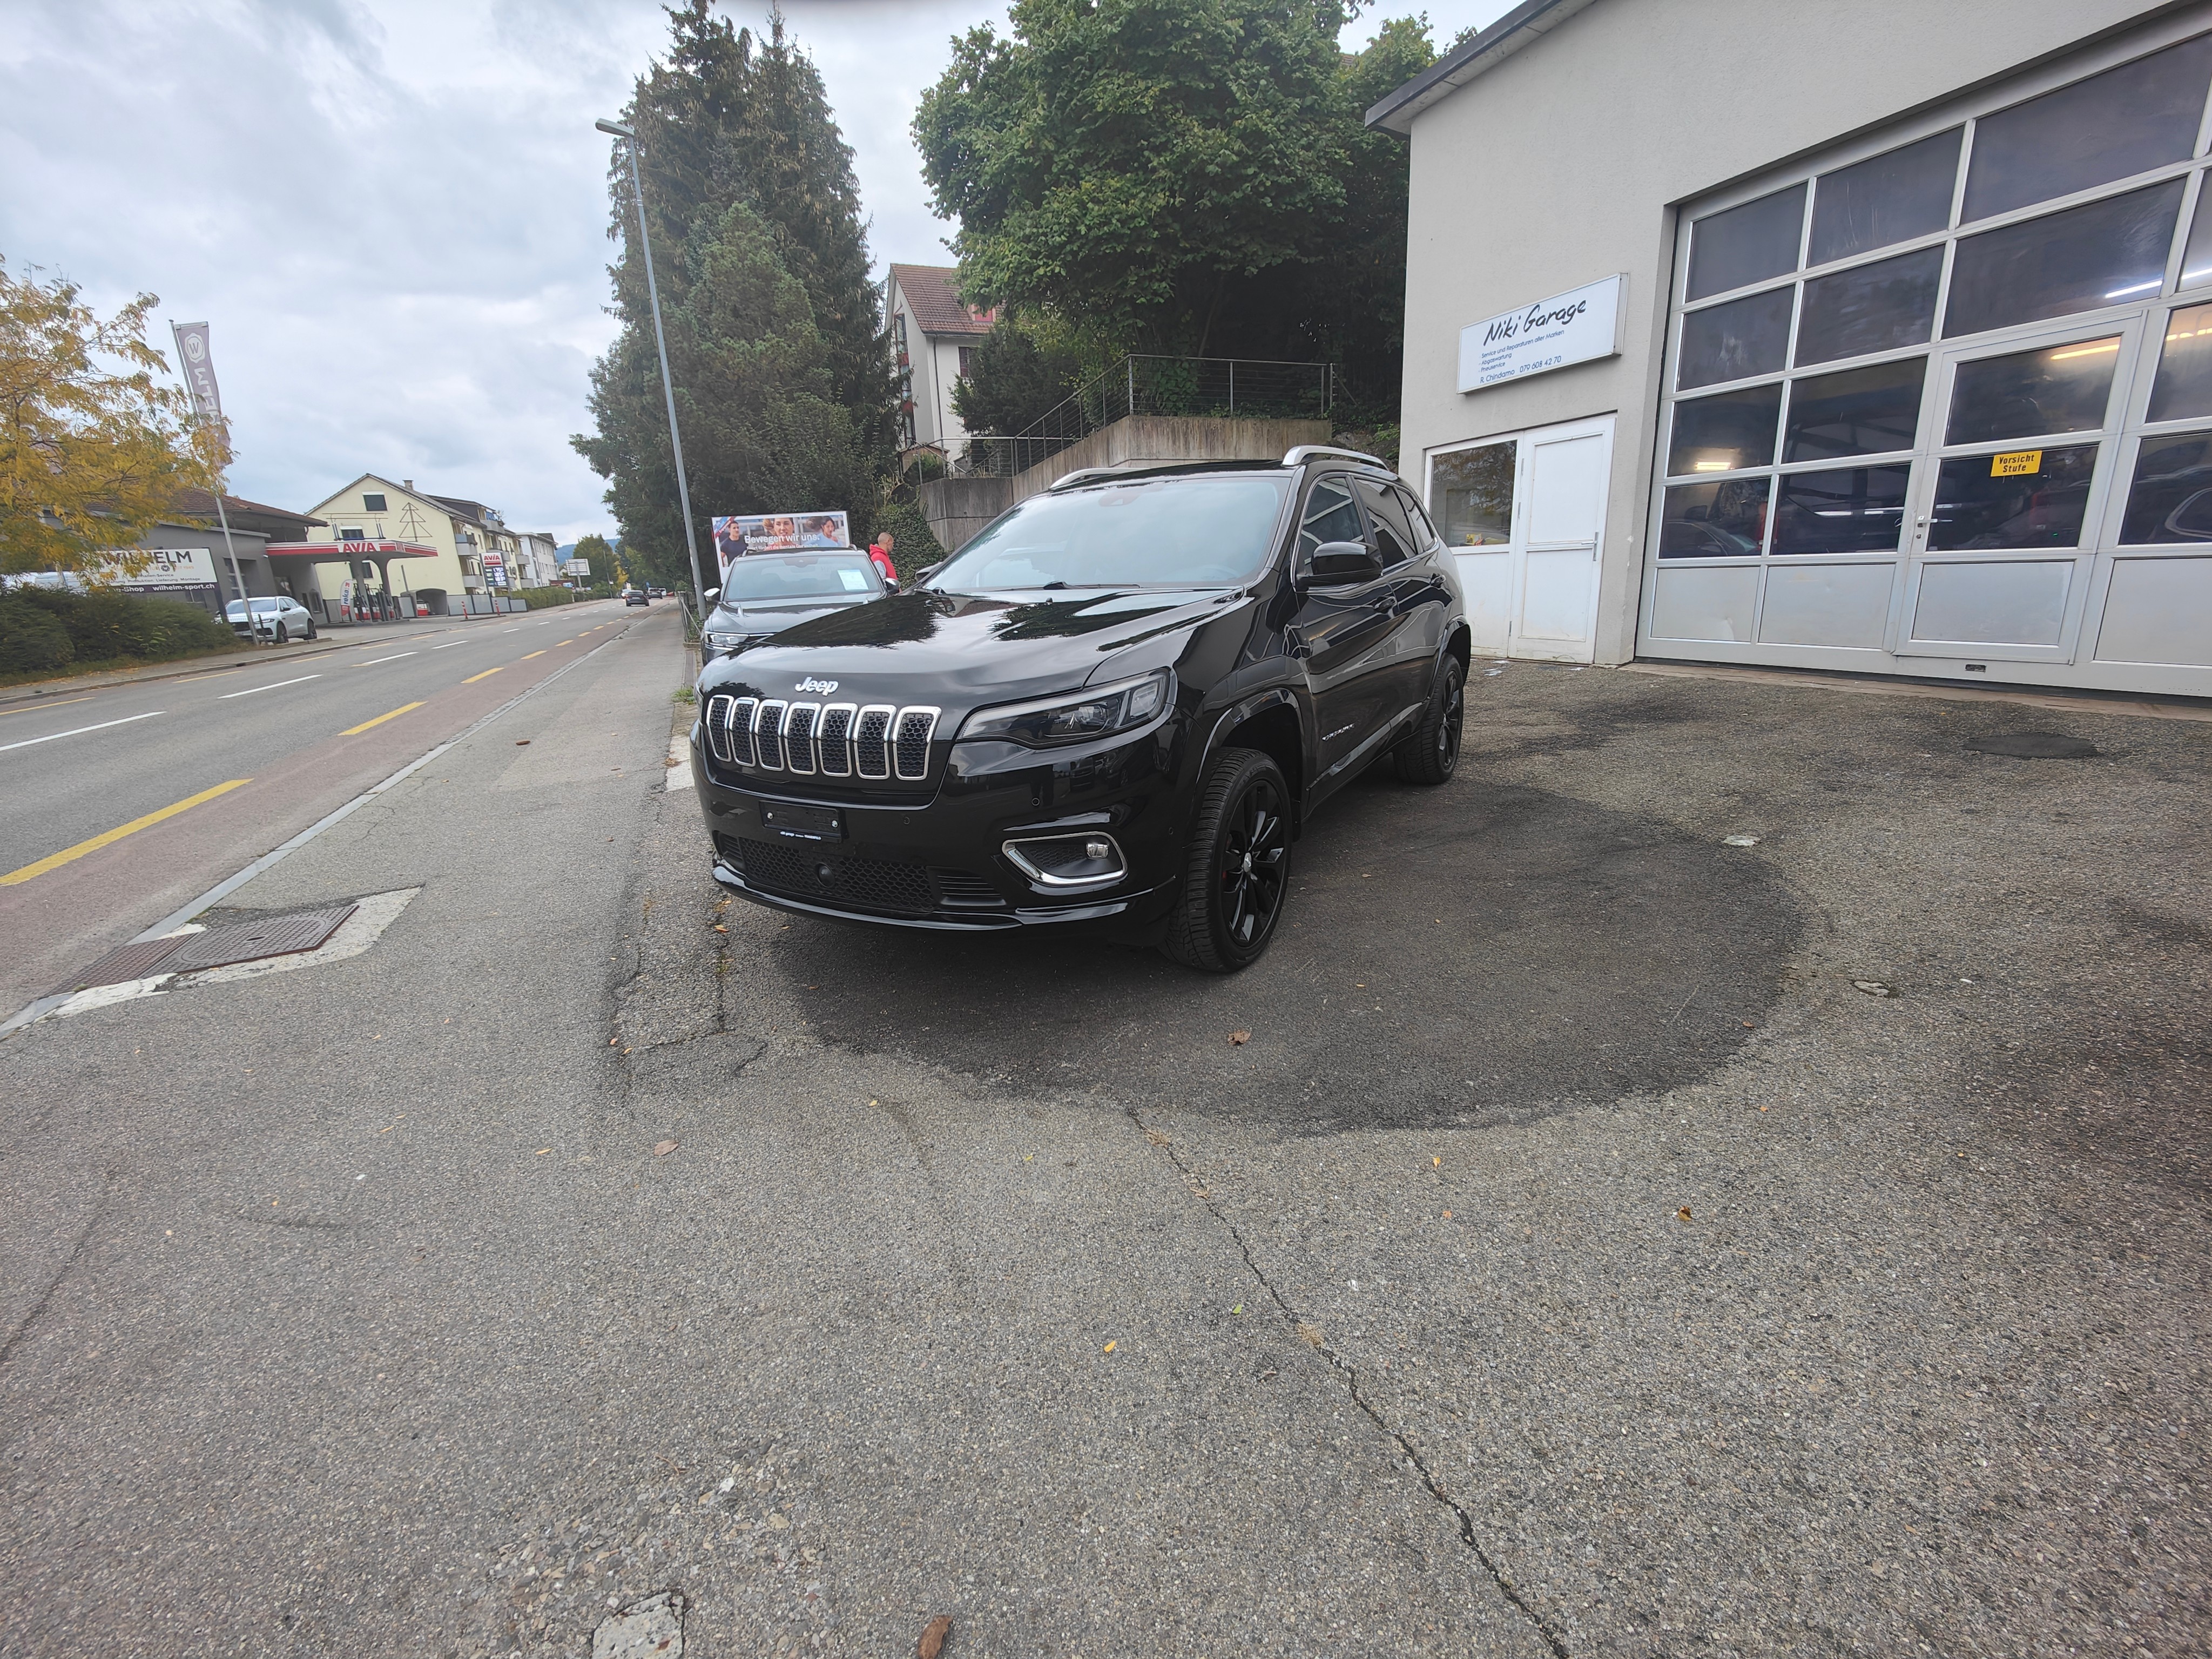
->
[1372,0,2212,696]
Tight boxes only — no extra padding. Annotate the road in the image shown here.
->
[0,600,648,1013]
[1,642,2207,1657]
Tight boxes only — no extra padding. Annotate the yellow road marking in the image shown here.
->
[463,666,503,684]
[521,650,546,660]
[341,701,423,736]
[554,639,573,646]
[2,779,251,887]
[0,696,93,718]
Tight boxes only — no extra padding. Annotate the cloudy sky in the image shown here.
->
[2,0,1506,541]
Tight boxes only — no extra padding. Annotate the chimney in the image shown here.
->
[403,479,414,491]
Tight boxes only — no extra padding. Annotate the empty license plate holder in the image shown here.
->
[760,802,844,841]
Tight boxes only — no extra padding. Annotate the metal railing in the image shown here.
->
[905,354,1333,482]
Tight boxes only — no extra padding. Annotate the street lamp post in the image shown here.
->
[595,117,708,615]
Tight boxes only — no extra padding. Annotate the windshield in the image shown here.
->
[929,475,1289,591]
[225,599,281,615]
[717,553,881,604]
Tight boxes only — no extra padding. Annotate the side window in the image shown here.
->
[1354,480,1416,567]
[1297,476,1365,563]
[1392,485,1439,549]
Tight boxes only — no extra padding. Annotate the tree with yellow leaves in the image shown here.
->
[0,258,226,577]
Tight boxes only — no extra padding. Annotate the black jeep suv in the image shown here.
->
[687,447,1469,970]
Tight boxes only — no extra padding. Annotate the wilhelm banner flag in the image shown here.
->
[171,322,223,420]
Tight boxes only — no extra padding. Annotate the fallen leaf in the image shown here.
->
[1228,1029,1250,1046]
[609,1035,620,1047]
[1441,1209,1452,1219]
[1432,1156,1441,1167]
[655,1139,678,1157]
[1296,1321,1325,1348]
[663,756,679,767]
[536,1148,551,1156]
[515,739,530,746]
[1229,1303,1244,1315]
[1741,1020,1755,1029]
[1677,1206,1692,1222]
[918,1615,952,1659]
[712,923,727,933]
[1143,1127,1170,1147]
[1102,1340,1116,1353]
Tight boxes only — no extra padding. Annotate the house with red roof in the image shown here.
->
[884,264,996,457]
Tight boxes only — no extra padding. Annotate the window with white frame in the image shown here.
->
[1653,29,2212,569]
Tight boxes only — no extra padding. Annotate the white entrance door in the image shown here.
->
[1427,415,1614,663]
[1515,417,1613,660]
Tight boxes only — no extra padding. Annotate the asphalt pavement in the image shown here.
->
[1,637,2206,1658]
[0,600,642,1012]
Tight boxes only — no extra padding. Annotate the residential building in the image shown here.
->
[1373,0,2212,697]
[517,531,561,589]
[294,476,530,616]
[885,264,996,456]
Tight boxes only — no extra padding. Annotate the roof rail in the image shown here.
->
[1044,464,1130,491]
[1282,444,1388,469]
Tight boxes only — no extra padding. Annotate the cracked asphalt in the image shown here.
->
[2,608,2207,1657]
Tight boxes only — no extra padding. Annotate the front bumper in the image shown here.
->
[690,720,1188,936]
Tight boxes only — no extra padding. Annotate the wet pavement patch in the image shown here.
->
[769,770,1802,1130]
[1965,731,2099,759]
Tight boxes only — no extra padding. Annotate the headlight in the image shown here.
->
[955,669,1172,748]
[703,629,751,651]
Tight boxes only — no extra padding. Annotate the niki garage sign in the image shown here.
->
[1458,274,1622,393]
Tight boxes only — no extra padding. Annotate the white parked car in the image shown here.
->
[226,596,318,642]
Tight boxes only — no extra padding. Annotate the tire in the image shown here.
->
[275,623,289,644]
[304,624,318,639]
[1161,746,1292,973]
[1394,656,1464,785]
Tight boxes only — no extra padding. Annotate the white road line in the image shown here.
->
[358,653,417,665]
[431,640,469,649]
[218,675,321,700]
[0,711,163,753]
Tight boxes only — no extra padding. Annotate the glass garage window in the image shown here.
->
[1929,445,2100,548]
[2148,303,2212,421]
[1784,358,1926,461]
[1810,130,1961,266]
[1659,479,1768,558]
[1945,337,2121,443]
[1945,181,2185,337]
[1686,185,1805,301]
[1429,443,1515,547]
[1677,288,1793,389]
[1668,383,1782,475]
[1961,36,2212,224]
[1770,465,1911,555]
[2119,431,2212,542]
[1796,247,1943,366]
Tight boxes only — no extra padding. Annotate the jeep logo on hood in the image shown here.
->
[793,676,839,695]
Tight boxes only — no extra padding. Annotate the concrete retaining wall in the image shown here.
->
[919,414,1335,554]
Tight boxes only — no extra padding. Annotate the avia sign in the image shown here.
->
[1458,274,1622,393]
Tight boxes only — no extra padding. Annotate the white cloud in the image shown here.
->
[2,1,1475,541]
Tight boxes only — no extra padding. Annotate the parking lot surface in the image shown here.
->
[2,646,2204,1657]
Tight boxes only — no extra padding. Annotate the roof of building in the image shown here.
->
[1365,0,1599,133]
[888,264,997,338]
[167,488,325,538]
[428,493,493,527]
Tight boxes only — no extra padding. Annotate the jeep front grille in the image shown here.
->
[704,694,941,783]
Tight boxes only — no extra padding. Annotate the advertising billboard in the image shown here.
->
[712,511,851,576]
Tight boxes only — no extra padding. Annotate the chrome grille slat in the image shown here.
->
[703,694,735,763]
[784,703,820,775]
[818,704,857,777]
[894,707,940,781]
[754,699,788,770]
[722,696,758,766]
[854,705,896,779]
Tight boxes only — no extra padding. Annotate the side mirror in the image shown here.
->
[882,577,900,593]
[1303,541,1381,588]
[703,587,719,604]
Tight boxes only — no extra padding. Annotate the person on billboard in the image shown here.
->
[866,528,897,584]
[802,515,842,548]
[714,517,748,576]
[764,515,800,548]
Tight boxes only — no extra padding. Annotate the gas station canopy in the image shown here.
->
[265,539,440,560]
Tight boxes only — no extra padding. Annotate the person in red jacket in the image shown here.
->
[866,528,898,585]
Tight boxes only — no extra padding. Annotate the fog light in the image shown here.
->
[1003,831,1127,889]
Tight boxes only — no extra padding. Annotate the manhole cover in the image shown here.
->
[157,904,358,975]
[58,935,194,994]
[1964,732,2098,759]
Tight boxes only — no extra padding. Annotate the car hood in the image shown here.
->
[699,588,1240,709]
[707,594,874,634]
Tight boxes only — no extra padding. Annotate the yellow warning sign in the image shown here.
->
[1991,449,2042,477]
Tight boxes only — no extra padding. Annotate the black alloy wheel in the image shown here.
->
[1395,656,1464,785]
[275,623,289,644]
[1163,746,1292,972]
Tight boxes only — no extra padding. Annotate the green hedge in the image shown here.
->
[0,586,233,677]
[514,586,577,609]
[871,501,946,582]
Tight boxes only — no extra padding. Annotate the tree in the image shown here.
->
[577,203,872,586]
[575,532,618,588]
[0,258,224,576]
[915,4,1438,423]
[914,0,1354,354]
[577,2,894,589]
[949,319,1082,435]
